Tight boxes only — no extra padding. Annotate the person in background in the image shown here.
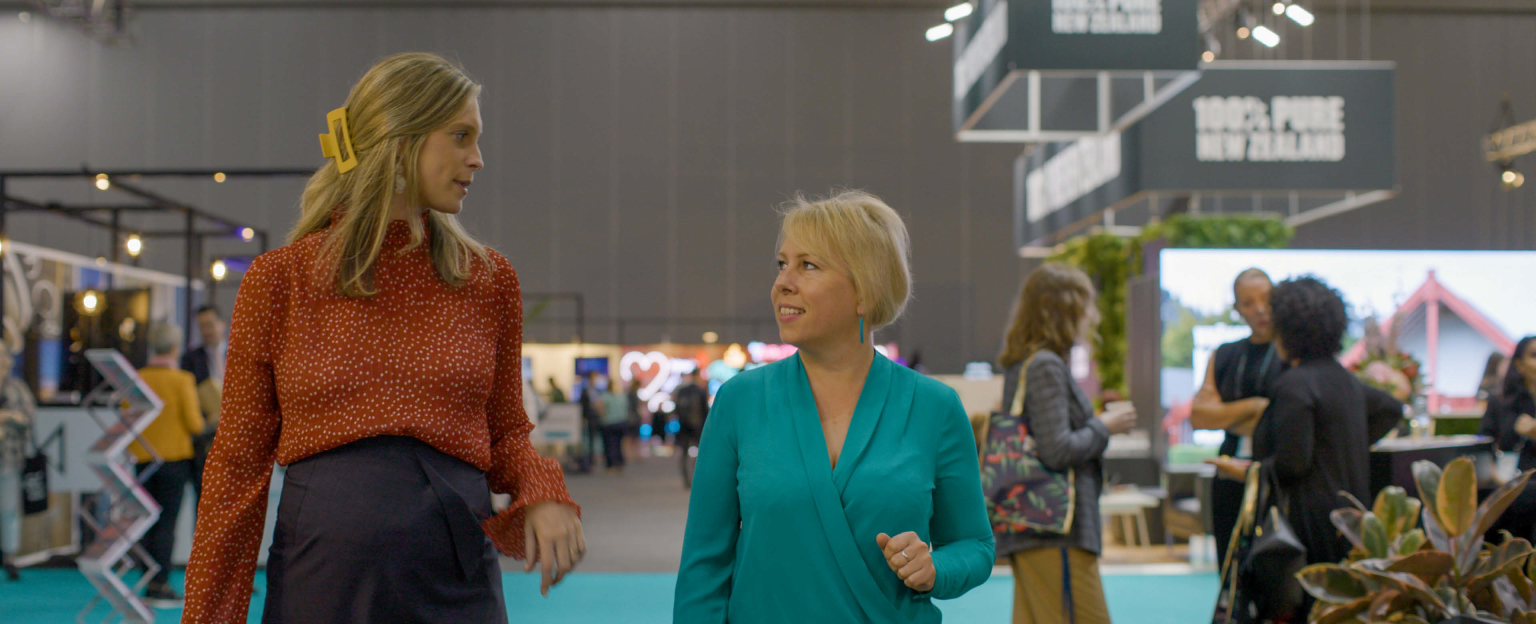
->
[130,322,206,608]
[997,263,1137,624]
[547,377,567,404]
[1193,269,1285,566]
[1481,336,1536,542]
[673,369,710,450]
[181,304,227,503]
[579,371,603,473]
[674,191,994,622]
[1252,277,1403,618]
[1478,351,1511,414]
[599,377,631,473]
[0,348,35,582]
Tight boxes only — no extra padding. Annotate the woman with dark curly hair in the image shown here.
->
[1252,277,1403,575]
[1480,336,1536,542]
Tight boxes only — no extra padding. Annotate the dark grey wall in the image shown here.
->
[0,6,1025,372]
[1,3,1532,374]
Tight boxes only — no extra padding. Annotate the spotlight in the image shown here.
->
[81,291,100,314]
[1285,4,1315,26]
[95,174,110,191]
[926,23,954,41]
[1502,167,1525,190]
[213,172,227,183]
[1202,51,1216,62]
[125,234,142,258]
[1273,2,1287,14]
[240,227,255,242]
[1252,25,1281,47]
[1236,26,1251,39]
[944,2,973,22]
[211,260,228,281]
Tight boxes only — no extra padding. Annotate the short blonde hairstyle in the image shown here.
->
[149,321,183,357]
[778,190,912,330]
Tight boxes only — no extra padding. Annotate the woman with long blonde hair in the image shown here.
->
[997,263,1136,624]
[184,53,584,623]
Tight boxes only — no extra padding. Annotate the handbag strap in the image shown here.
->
[1010,352,1043,418]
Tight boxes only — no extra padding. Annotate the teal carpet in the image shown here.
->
[0,569,1218,623]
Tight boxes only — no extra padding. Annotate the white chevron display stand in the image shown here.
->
[75,349,165,624]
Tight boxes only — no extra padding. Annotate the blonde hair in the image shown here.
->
[289,52,491,298]
[999,263,1095,368]
[149,321,183,357]
[777,190,912,330]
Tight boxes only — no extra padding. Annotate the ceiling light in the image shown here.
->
[945,2,973,22]
[125,234,142,258]
[213,172,227,183]
[1202,51,1215,62]
[95,174,110,191]
[82,291,100,313]
[240,227,255,241]
[1252,25,1281,47]
[1503,168,1525,190]
[926,23,954,42]
[1273,2,1287,15]
[211,260,228,281]
[702,332,719,344]
[1236,26,1251,39]
[1285,4,1315,26]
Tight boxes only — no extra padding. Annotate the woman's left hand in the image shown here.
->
[877,532,935,592]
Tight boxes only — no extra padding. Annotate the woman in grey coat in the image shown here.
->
[997,263,1137,624]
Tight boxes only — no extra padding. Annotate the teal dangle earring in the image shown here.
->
[859,317,865,344]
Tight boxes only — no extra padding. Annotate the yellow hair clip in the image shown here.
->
[318,107,359,174]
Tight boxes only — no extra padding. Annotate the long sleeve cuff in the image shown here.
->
[482,454,581,559]
[926,542,994,600]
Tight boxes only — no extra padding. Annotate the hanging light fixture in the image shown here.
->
[1285,4,1315,26]
[944,2,973,22]
[1252,25,1281,47]
[926,23,954,42]
[95,173,110,191]
[125,234,142,258]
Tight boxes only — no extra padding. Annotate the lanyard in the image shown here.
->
[1234,342,1276,399]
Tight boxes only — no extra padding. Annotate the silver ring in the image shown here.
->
[898,550,909,562]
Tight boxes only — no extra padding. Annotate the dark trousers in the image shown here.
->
[1211,476,1245,567]
[136,460,192,588]
[265,436,506,624]
[601,425,626,468]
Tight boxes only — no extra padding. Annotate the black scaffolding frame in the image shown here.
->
[0,167,311,340]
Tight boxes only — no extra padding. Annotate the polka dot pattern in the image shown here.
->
[181,217,579,623]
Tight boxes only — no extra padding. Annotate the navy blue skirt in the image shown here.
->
[263,436,507,624]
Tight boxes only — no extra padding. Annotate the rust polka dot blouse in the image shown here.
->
[183,216,578,622]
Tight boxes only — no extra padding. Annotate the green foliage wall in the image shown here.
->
[1048,215,1294,398]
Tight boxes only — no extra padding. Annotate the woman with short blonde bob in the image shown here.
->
[184,53,583,623]
[674,191,994,623]
[997,263,1137,624]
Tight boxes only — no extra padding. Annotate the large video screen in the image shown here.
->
[1159,249,1536,458]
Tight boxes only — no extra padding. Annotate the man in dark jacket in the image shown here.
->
[180,304,226,501]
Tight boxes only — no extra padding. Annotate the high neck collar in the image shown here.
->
[327,207,432,247]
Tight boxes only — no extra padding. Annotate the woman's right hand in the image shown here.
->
[1098,404,1138,435]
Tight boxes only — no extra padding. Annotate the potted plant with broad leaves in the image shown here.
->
[1295,457,1536,623]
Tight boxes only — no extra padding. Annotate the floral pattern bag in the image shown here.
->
[979,353,1075,538]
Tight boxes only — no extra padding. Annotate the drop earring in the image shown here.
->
[859,317,864,344]
[394,165,406,194]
